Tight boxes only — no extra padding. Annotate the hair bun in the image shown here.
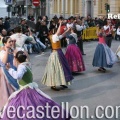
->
[16,51,27,63]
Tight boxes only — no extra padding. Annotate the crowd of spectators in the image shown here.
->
[0,15,120,55]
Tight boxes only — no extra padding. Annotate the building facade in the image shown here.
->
[4,0,47,19]
[50,0,120,18]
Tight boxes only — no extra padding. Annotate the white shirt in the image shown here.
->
[52,34,63,43]
[104,25,110,31]
[10,33,28,48]
[8,64,27,80]
[117,28,120,35]
[76,24,86,31]
[66,23,74,29]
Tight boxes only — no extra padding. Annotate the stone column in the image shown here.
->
[57,0,60,14]
[65,0,68,13]
[93,0,98,17]
[84,0,88,17]
[70,0,73,16]
[81,0,85,16]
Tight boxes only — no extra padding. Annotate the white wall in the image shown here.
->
[0,8,8,18]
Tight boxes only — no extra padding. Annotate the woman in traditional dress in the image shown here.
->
[92,26,117,72]
[65,27,85,73]
[1,51,71,120]
[0,36,19,112]
[41,20,73,91]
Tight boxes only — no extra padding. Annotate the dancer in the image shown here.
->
[1,51,71,120]
[92,26,117,72]
[65,27,85,72]
[42,20,73,91]
[0,36,19,111]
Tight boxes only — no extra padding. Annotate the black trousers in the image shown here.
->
[77,39,84,54]
[61,38,67,47]
[105,37,113,48]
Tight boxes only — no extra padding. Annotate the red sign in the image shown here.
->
[32,0,40,7]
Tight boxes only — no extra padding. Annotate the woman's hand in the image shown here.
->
[59,20,63,24]
[4,46,10,52]
[6,63,10,70]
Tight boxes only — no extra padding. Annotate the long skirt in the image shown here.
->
[92,43,115,68]
[65,44,85,72]
[1,82,71,120]
[41,49,73,87]
[0,54,19,111]
[0,67,19,111]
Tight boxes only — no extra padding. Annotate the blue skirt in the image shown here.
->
[0,54,19,90]
[92,44,113,68]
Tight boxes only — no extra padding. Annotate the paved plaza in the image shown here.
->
[30,40,120,120]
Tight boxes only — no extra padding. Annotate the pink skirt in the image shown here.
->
[65,44,85,72]
[0,68,15,111]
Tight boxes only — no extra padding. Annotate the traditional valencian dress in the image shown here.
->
[0,50,19,111]
[92,32,117,68]
[41,34,73,87]
[1,62,71,120]
[65,35,85,72]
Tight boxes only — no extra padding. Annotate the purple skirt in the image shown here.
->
[65,44,85,72]
[1,88,71,120]
[57,49,73,82]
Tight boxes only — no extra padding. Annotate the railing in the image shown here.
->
[82,27,98,40]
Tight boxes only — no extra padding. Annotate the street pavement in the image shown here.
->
[30,40,120,120]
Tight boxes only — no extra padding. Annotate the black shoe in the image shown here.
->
[98,68,105,72]
[60,85,68,88]
[102,68,106,71]
[82,53,86,55]
[51,86,60,91]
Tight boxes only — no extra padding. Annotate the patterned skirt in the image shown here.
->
[65,44,85,72]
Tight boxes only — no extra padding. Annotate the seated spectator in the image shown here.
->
[1,29,8,37]
[10,26,31,52]
[24,29,41,54]
[32,30,46,52]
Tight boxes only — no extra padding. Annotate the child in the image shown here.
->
[1,51,71,120]
[92,26,117,72]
